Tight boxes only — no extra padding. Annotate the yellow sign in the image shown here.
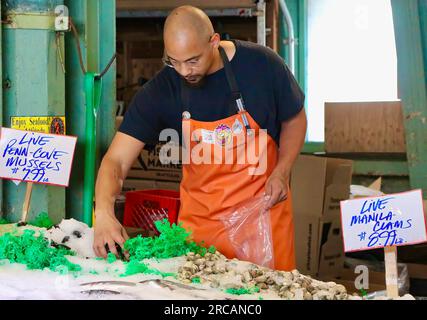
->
[11,116,66,134]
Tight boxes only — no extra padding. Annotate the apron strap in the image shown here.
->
[218,46,248,115]
[218,46,239,95]
[180,78,191,116]
[219,46,252,131]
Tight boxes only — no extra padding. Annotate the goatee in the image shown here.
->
[182,76,206,88]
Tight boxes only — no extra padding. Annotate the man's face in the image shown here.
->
[164,34,218,87]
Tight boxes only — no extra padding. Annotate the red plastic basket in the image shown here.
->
[123,189,180,234]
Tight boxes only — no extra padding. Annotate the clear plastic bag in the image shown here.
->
[220,195,274,269]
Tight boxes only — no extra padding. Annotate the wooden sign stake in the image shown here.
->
[384,246,399,298]
[21,182,33,222]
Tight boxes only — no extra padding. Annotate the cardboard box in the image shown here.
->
[128,167,182,182]
[406,263,427,280]
[325,101,406,153]
[294,215,346,277]
[115,116,182,182]
[128,143,183,182]
[123,178,180,192]
[319,268,387,294]
[291,155,353,277]
[398,243,427,264]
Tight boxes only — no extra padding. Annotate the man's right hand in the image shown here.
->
[93,212,129,258]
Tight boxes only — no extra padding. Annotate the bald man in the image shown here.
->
[93,6,307,271]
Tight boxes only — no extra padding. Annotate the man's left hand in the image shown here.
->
[264,170,289,210]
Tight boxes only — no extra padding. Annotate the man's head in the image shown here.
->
[163,6,220,87]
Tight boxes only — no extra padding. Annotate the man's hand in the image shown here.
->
[93,213,129,258]
[264,170,290,210]
[93,132,144,259]
[264,108,307,211]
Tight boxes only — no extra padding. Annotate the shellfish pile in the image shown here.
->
[177,249,360,300]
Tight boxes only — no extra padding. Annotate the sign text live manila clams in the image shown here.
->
[340,190,427,252]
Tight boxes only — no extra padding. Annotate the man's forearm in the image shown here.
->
[274,108,307,177]
[95,157,125,217]
[94,133,145,219]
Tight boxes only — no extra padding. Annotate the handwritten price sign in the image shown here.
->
[340,190,427,252]
[0,128,77,187]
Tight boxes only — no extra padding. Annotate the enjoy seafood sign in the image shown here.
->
[0,127,77,187]
[340,190,427,252]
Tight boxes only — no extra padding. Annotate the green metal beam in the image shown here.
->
[279,0,308,148]
[98,0,117,159]
[86,0,100,73]
[419,0,427,85]
[86,0,116,169]
[302,152,409,177]
[391,0,427,198]
[2,1,60,12]
[279,0,307,93]
[83,1,101,227]
[0,3,3,217]
[301,142,324,154]
[64,0,87,221]
[65,0,116,222]
[298,0,307,95]
[2,1,65,223]
[3,12,55,30]
[352,160,409,177]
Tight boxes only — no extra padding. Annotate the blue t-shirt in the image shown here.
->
[119,40,305,146]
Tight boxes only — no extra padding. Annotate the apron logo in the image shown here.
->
[201,129,215,144]
[215,124,232,146]
[232,118,243,135]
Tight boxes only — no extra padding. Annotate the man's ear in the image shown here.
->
[211,33,221,49]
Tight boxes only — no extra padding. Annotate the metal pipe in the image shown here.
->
[257,0,266,46]
[279,0,296,74]
[82,73,102,227]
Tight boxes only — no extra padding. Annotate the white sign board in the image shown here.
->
[0,128,77,187]
[340,190,427,252]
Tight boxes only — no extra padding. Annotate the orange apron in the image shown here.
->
[178,46,295,271]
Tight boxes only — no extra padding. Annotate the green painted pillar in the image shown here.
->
[279,0,307,93]
[391,0,427,198]
[0,2,3,217]
[64,0,116,222]
[0,2,3,218]
[279,0,310,148]
[419,0,427,85]
[98,0,117,160]
[1,0,65,223]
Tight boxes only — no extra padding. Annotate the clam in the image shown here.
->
[242,271,252,283]
[258,282,268,290]
[194,258,205,266]
[254,275,267,283]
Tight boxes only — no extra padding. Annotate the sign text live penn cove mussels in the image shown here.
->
[2,132,68,182]
[0,128,76,186]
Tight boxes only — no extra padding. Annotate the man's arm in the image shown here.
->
[265,107,307,209]
[93,132,145,258]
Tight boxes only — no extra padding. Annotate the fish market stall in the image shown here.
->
[0,218,414,300]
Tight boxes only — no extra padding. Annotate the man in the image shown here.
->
[93,5,307,271]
